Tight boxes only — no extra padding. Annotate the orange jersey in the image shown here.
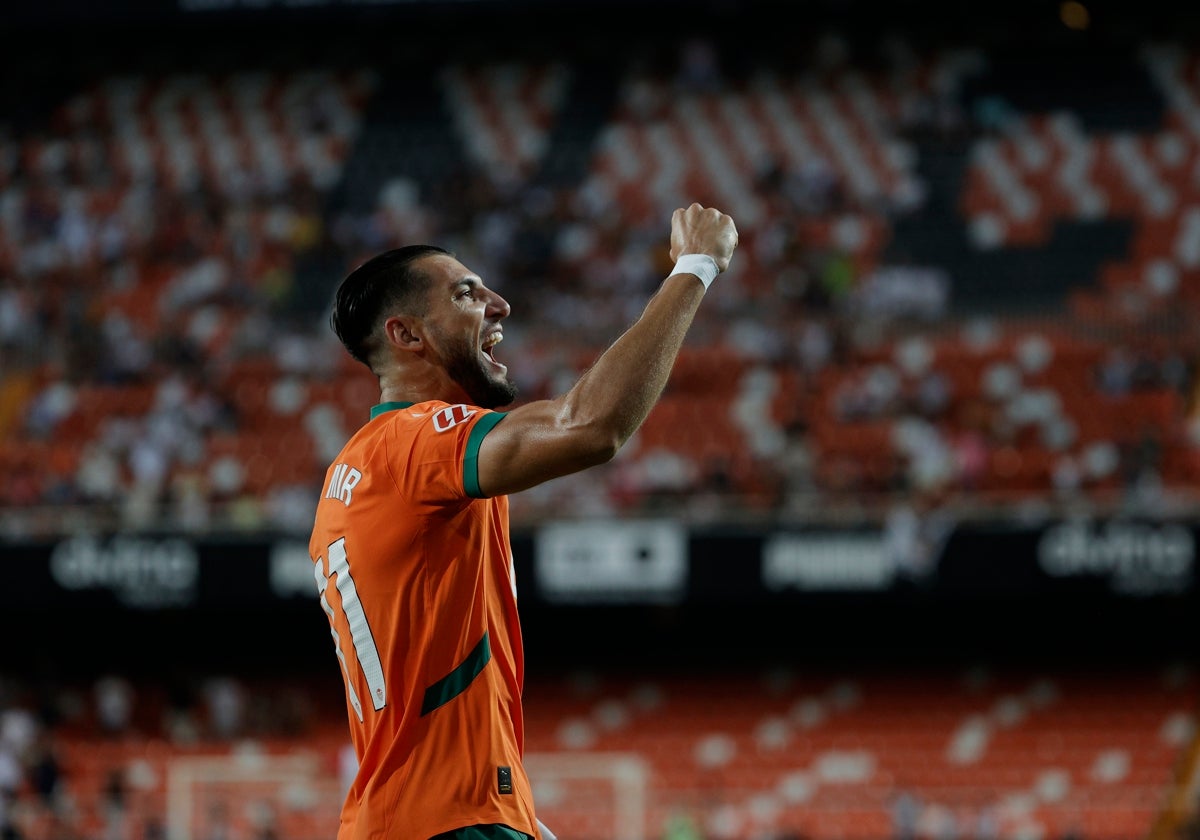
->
[309,400,538,840]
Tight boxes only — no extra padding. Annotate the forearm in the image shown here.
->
[475,205,736,497]
[555,273,706,454]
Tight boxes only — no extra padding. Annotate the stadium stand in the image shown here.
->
[2,4,1199,536]
[0,663,1195,840]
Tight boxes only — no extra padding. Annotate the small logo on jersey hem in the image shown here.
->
[497,765,513,795]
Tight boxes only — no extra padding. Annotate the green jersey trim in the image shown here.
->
[370,401,413,419]
[421,631,492,716]
[464,411,506,498]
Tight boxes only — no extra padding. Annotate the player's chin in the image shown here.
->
[478,377,518,409]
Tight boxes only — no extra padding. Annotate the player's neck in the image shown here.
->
[378,368,469,407]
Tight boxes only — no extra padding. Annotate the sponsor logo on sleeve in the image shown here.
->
[433,404,478,432]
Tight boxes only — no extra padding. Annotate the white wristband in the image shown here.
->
[671,253,720,290]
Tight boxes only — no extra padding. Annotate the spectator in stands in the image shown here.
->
[201,799,233,840]
[972,799,1000,840]
[99,766,130,840]
[142,816,166,840]
[1121,426,1166,513]
[20,382,75,441]
[0,700,39,771]
[660,804,705,840]
[0,285,39,368]
[1056,820,1083,840]
[1096,346,1136,397]
[92,675,134,737]
[675,37,724,95]
[23,729,62,811]
[888,786,921,840]
[161,672,201,745]
[0,737,21,840]
[201,676,246,741]
[309,203,736,840]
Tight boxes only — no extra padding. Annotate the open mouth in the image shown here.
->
[482,331,504,367]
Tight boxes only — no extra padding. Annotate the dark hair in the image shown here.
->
[331,245,450,368]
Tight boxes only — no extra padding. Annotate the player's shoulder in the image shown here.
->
[373,400,492,435]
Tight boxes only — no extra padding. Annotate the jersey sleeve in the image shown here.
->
[383,402,507,506]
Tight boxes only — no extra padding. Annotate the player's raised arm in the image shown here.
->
[475,203,738,497]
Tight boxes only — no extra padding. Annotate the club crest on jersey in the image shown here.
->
[433,404,477,432]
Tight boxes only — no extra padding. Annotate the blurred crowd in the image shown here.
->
[1,27,1199,538]
[2,665,1197,840]
[0,670,332,840]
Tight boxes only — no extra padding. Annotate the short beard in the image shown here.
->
[444,340,519,409]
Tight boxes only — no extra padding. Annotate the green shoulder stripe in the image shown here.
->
[464,411,506,498]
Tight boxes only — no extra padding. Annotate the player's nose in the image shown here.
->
[486,288,511,319]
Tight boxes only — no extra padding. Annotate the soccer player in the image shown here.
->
[308,203,738,840]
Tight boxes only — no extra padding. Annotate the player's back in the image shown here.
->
[309,401,537,840]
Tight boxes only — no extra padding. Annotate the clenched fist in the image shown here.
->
[669,203,739,274]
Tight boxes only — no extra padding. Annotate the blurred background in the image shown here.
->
[1,0,1198,837]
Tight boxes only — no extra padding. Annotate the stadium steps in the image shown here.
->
[889,131,1137,316]
[328,70,464,216]
[921,43,1167,317]
[530,57,622,189]
[959,44,1166,134]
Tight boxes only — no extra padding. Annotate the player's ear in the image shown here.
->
[383,315,423,354]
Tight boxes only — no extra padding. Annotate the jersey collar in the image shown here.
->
[370,401,413,419]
